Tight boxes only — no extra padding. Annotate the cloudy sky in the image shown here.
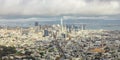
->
[0,0,120,21]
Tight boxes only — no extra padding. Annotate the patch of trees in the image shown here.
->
[0,45,16,58]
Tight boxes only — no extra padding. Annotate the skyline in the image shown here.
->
[0,1,120,59]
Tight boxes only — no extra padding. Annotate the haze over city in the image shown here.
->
[0,0,120,60]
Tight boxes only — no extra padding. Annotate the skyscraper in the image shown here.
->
[43,30,49,37]
[61,18,63,32]
[35,22,39,26]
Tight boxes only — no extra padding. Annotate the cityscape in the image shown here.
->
[0,0,120,60]
[0,20,120,60]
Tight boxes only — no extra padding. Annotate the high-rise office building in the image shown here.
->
[35,22,39,26]
[61,33,66,38]
[43,30,49,37]
[81,24,86,30]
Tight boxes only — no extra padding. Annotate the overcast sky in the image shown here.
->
[0,0,120,20]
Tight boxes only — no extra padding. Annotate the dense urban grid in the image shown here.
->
[0,23,120,60]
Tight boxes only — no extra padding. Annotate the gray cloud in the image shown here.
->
[0,0,120,16]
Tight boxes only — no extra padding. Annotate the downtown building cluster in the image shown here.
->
[0,23,120,60]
